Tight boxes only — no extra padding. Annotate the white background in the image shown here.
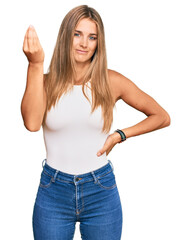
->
[1,0,190,239]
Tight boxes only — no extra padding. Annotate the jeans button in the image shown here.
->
[75,177,82,181]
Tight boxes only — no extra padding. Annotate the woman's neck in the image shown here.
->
[74,61,90,83]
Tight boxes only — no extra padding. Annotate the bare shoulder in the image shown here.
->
[107,69,120,103]
[107,68,132,103]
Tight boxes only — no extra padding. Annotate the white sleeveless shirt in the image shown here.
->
[42,81,110,174]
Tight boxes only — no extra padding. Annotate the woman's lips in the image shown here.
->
[76,49,88,54]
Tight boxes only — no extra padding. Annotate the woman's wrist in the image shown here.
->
[29,61,44,68]
[111,132,123,144]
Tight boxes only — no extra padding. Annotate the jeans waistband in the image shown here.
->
[41,158,114,185]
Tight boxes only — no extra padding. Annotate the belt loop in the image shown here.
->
[52,170,59,183]
[91,171,98,184]
[42,158,46,168]
[108,159,114,171]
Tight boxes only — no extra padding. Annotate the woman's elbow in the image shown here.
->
[24,121,41,132]
[162,111,171,127]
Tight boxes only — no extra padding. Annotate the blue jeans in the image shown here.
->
[32,159,123,240]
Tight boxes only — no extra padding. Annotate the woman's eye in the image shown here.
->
[89,36,97,40]
[74,33,97,40]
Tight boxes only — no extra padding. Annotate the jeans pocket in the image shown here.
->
[96,170,117,190]
[39,170,53,189]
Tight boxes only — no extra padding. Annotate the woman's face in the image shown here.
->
[72,18,98,64]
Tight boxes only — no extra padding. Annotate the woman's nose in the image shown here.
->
[80,37,88,48]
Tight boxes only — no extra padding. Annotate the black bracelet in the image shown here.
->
[114,129,127,143]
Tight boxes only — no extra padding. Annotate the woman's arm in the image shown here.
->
[21,63,46,132]
[97,70,170,156]
[20,25,46,132]
[110,70,171,143]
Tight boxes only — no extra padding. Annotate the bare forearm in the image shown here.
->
[21,62,45,131]
[112,113,171,143]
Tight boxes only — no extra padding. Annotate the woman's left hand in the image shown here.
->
[96,133,121,157]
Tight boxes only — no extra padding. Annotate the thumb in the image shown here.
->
[97,149,104,157]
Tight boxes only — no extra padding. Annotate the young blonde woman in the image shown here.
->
[21,5,170,240]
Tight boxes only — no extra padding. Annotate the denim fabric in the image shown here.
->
[32,159,123,240]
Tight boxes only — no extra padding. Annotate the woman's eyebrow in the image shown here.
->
[75,30,97,36]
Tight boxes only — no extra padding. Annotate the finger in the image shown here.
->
[23,26,30,51]
[31,25,40,42]
[33,33,41,50]
[100,141,114,157]
[97,147,106,156]
[32,31,38,51]
[34,29,42,50]
[28,25,40,50]
[36,36,42,49]
[27,26,35,51]
[97,152,102,156]
[97,141,109,154]
[31,26,42,51]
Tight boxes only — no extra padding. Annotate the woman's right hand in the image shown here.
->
[23,25,45,65]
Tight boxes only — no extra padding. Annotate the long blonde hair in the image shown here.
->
[42,5,116,134]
